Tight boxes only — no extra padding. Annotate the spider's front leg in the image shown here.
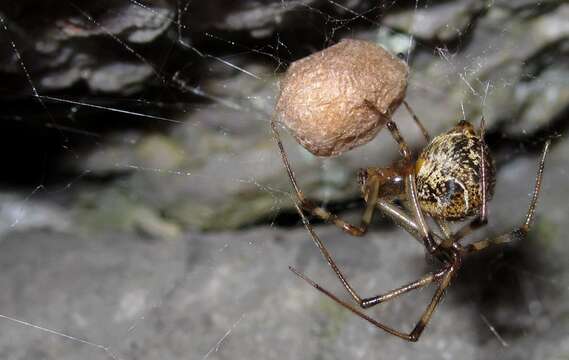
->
[271,116,382,237]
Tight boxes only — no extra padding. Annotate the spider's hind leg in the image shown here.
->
[291,198,459,342]
[290,261,458,342]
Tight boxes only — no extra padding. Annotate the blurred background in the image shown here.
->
[0,0,568,359]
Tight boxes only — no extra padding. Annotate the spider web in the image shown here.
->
[0,1,568,359]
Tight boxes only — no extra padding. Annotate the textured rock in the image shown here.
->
[0,142,567,359]
[1,1,567,234]
[383,0,483,41]
[0,0,174,95]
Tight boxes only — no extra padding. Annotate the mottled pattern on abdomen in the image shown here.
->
[415,123,495,220]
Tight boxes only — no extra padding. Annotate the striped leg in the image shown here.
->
[290,262,457,342]
[271,116,380,236]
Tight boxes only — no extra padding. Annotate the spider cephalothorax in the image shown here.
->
[415,121,496,220]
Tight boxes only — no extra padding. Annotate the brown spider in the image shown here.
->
[271,105,551,342]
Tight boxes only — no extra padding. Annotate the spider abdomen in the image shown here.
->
[415,121,495,220]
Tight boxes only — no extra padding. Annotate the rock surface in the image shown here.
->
[0,144,567,359]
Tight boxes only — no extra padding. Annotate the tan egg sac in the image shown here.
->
[276,39,409,157]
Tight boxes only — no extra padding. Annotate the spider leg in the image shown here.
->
[290,263,457,342]
[364,99,415,162]
[464,232,520,254]
[295,198,446,310]
[402,100,430,143]
[447,117,490,244]
[479,116,488,222]
[406,172,438,253]
[434,219,453,241]
[271,116,380,236]
[464,139,551,254]
[293,202,367,304]
[521,139,551,232]
[369,106,438,254]
[360,268,447,308]
[376,199,444,246]
[367,110,444,250]
[385,120,412,161]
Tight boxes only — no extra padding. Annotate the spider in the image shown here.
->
[271,104,551,342]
